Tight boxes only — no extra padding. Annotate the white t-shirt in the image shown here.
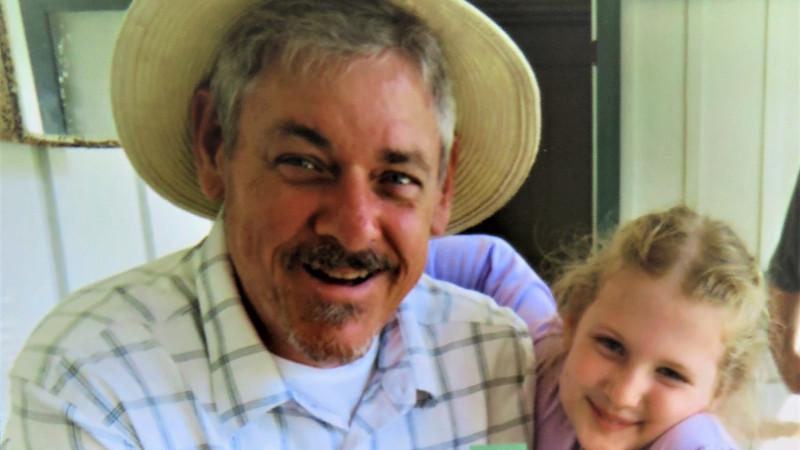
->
[274,338,379,429]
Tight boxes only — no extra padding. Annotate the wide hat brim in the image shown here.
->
[111,0,540,234]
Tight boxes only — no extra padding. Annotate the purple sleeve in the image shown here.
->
[647,413,739,450]
[533,323,578,450]
[426,234,558,339]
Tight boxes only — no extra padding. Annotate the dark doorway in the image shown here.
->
[463,0,593,282]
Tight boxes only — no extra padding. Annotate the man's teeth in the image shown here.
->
[309,262,371,280]
[324,269,370,280]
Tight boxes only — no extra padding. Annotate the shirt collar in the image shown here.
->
[192,218,290,435]
[376,274,452,404]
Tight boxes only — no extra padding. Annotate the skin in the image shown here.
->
[768,285,800,393]
[191,51,455,368]
[559,267,726,450]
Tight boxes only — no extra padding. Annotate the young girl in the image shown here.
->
[429,205,767,449]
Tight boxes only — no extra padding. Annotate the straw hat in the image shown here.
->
[111,0,540,234]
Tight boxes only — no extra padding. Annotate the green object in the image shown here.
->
[470,445,527,450]
[595,0,622,234]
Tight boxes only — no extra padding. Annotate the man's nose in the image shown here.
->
[313,175,381,251]
[603,366,649,409]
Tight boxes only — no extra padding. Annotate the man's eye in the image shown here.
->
[595,336,625,357]
[278,155,320,171]
[274,154,332,183]
[381,172,420,186]
[657,367,689,384]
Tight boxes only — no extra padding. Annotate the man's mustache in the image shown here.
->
[284,237,395,273]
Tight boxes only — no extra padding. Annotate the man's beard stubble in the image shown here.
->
[275,236,396,366]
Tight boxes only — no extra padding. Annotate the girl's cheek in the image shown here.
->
[582,345,616,384]
[565,341,600,387]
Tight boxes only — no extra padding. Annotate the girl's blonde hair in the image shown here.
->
[552,205,767,414]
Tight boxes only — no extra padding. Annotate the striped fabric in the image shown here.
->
[3,220,534,449]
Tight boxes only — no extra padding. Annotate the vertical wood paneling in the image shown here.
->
[691,0,767,251]
[135,179,157,261]
[34,147,69,298]
[48,147,149,292]
[620,0,686,219]
[683,0,704,209]
[143,185,211,257]
[0,141,62,428]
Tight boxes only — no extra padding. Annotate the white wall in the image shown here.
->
[620,0,799,268]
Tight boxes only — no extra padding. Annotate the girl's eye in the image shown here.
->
[657,367,689,384]
[595,336,625,357]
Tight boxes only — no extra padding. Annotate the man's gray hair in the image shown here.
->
[207,0,456,173]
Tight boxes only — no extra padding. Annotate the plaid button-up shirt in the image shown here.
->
[3,220,534,450]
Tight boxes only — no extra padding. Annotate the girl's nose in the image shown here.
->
[604,367,650,409]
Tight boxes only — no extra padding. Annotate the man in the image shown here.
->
[3,0,542,448]
[768,170,800,393]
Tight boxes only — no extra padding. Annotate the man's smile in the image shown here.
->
[289,236,395,287]
[303,262,379,286]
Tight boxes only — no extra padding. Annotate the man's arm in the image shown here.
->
[769,286,800,393]
[426,234,557,339]
[767,170,800,393]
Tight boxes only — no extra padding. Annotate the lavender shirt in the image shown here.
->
[426,234,557,340]
[427,234,739,450]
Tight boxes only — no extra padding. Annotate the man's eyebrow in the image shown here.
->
[276,120,331,150]
[382,148,432,174]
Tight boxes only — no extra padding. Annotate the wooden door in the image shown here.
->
[464,0,593,281]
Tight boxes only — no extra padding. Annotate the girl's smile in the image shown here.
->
[587,397,641,431]
[558,267,726,450]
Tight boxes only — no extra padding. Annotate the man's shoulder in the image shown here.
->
[58,246,197,322]
[404,274,529,333]
[10,247,201,384]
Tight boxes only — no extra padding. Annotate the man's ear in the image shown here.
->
[430,136,459,236]
[191,87,226,201]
